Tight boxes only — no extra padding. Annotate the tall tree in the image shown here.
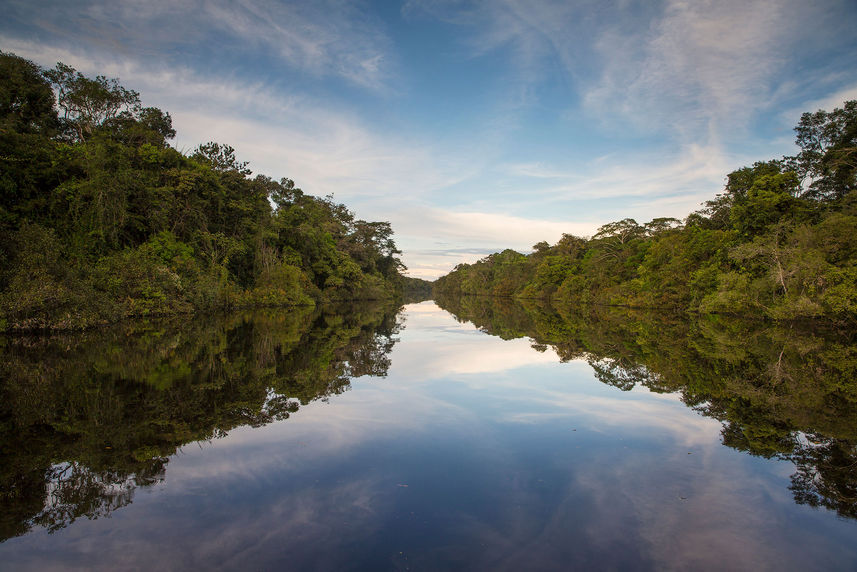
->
[788,100,857,201]
[44,63,141,142]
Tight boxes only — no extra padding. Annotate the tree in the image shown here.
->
[532,241,550,254]
[788,100,857,201]
[725,161,787,198]
[346,220,403,278]
[644,217,682,236]
[44,63,141,142]
[729,172,804,237]
[192,142,251,175]
[101,106,177,148]
[0,53,61,235]
[136,107,176,141]
[695,161,792,230]
[592,218,643,244]
[0,51,57,134]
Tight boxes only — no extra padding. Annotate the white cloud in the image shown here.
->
[588,3,772,129]
[410,0,850,149]
[1,35,469,199]
[501,142,742,227]
[393,332,560,379]
[511,142,732,198]
[4,0,856,281]
[9,0,396,91]
[781,82,857,125]
[392,207,602,278]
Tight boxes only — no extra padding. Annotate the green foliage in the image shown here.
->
[44,62,141,142]
[729,171,804,237]
[400,276,434,302]
[788,100,857,201]
[0,55,406,331]
[0,51,57,135]
[0,222,110,329]
[92,240,195,317]
[435,100,857,324]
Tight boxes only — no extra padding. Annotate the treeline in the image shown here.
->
[435,294,857,519]
[434,101,857,322]
[401,275,434,301]
[0,52,407,330]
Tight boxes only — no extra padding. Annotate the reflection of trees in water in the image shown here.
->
[789,435,857,520]
[434,293,857,520]
[0,302,403,541]
[588,357,658,392]
[37,461,165,534]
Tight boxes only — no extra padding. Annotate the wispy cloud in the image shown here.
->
[781,82,857,125]
[0,35,466,199]
[415,0,852,144]
[406,0,857,161]
[3,0,856,280]
[394,0,857,253]
[4,0,396,91]
[583,0,796,140]
[391,206,602,278]
[508,142,736,211]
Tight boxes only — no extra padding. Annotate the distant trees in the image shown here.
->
[434,100,857,323]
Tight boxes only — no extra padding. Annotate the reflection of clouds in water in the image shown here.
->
[392,303,561,379]
[400,339,560,376]
[187,301,714,488]
[5,302,855,570]
[166,302,569,490]
[169,383,471,482]
[191,477,389,571]
[11,475,393,571]
[506,392,719,449]
[573,451,812,571]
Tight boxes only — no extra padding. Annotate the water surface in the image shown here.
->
[1,300,855,570]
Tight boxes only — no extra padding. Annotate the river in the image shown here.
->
[1,299,855,570]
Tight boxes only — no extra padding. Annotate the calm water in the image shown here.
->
[1,299,856,570]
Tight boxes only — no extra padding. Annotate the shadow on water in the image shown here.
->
[434,293,857,521]
[0,301,403,542]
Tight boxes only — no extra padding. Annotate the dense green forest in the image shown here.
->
[0,52,411,330]
[434,101,857,322]
[435,294,857,519]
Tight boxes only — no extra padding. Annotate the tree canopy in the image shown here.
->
[0,53,407,331]
[434,100,857,324]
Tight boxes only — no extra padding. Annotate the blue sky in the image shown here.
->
[3,0,857,278]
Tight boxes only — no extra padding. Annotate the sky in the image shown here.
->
[2,1,857,279]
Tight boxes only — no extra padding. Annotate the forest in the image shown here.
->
[0,52,413,331]
[434,100,857,323]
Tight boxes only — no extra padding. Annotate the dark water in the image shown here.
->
[1,298,856,571]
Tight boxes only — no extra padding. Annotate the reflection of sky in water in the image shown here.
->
[4,301,856,570]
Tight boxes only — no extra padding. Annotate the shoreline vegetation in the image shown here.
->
[433,101,857,324]
[0,51,431,332]
[3,50,855,328]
